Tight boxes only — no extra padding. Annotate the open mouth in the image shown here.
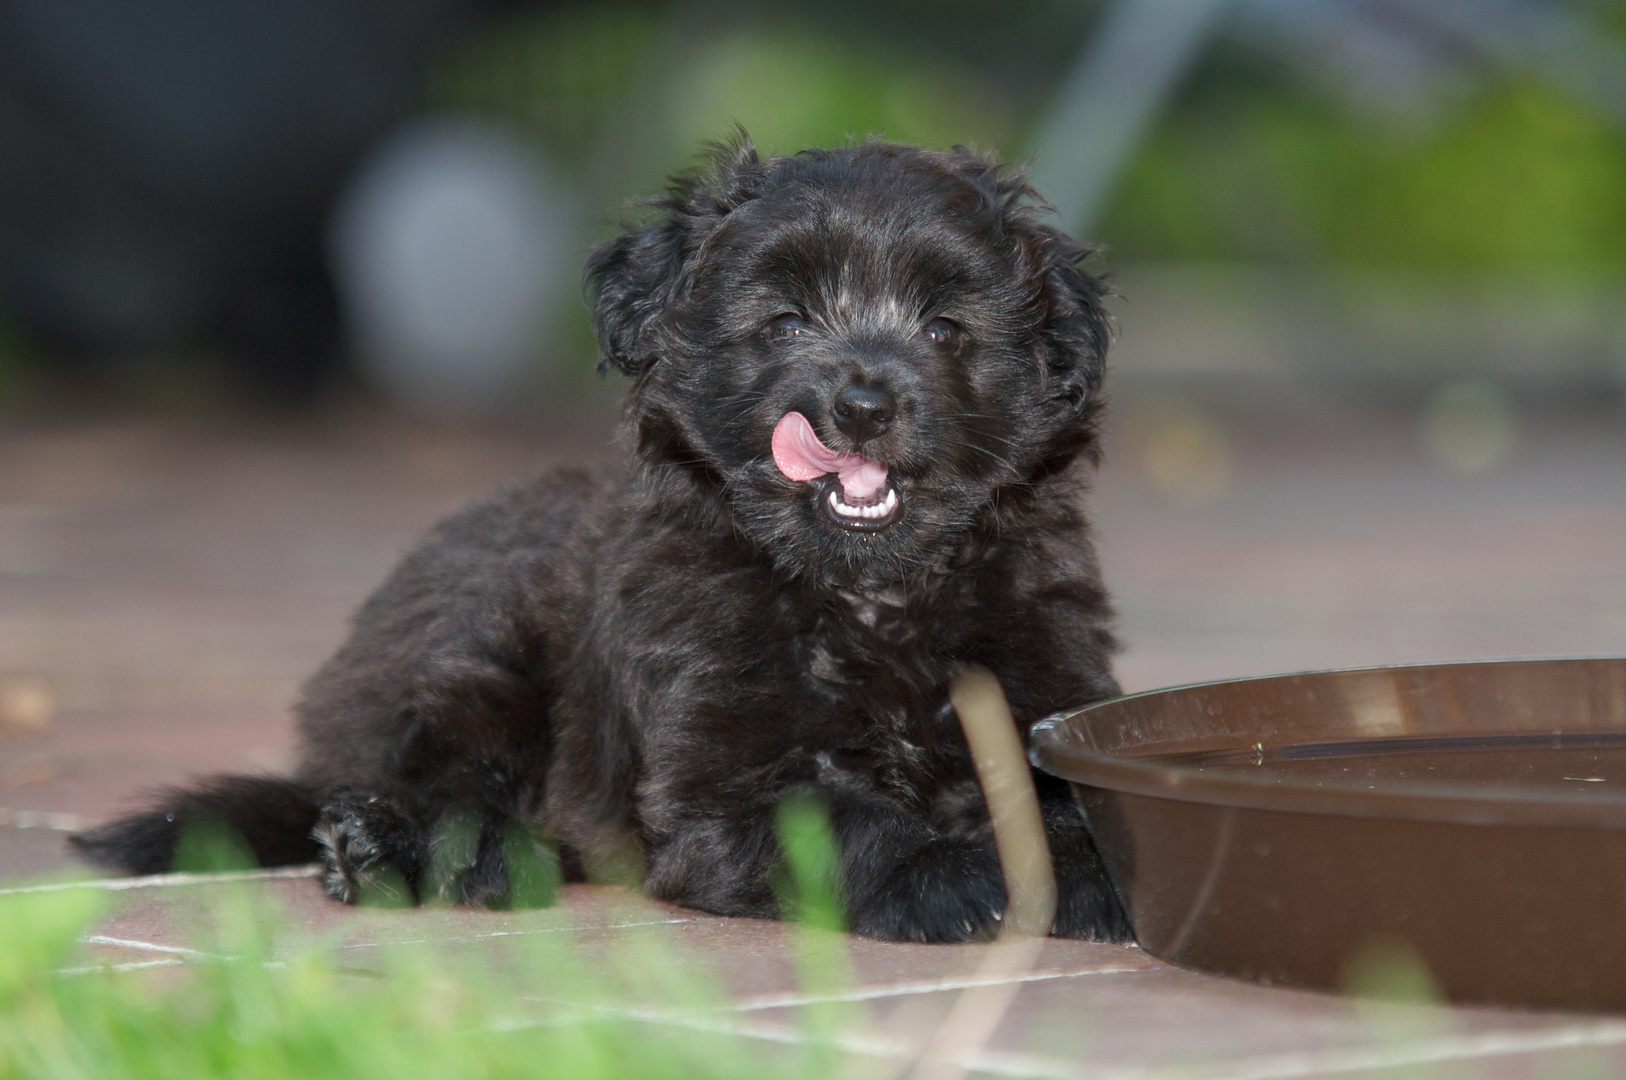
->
[819,476,901,532]
[772,411,902,534]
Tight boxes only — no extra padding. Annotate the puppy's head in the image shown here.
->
[586,136,1111,584]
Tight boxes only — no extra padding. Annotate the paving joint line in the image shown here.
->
[1169,1021,1626,1080]
[0,807,89,831]
[628,1007,1626,1080]
[53,959,188,977]
[337,916,698,949]
[82,934,215,958]
[0,864,322,895]
[727,965,1147,1012]
[513,995,1088,1080]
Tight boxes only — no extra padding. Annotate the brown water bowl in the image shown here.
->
[1029,657,1626,1011]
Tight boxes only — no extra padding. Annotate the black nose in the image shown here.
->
[831,384,897,444]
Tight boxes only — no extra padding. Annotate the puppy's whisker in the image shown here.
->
[937,439,1019,474]
[925,416,1021,449]
[718,391,772,422]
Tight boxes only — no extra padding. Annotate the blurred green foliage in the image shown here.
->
[1340,934,1443,1006]
[0,883,779,1080]
[431,4,667,168]
[432,1,1626,278]
[774,789,848,934]
[0,799,859,1080]
[661,32,1013,164]
[0,316,43,413]
[432,4,1017,201]
[1106,74,1626,271]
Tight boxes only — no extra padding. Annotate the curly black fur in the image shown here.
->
[72,138,1131,943]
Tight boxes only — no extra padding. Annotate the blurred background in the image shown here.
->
[2,0,1626,850]
[2,0,1624,416]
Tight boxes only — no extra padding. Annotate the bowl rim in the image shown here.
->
[1028,655,1626,828]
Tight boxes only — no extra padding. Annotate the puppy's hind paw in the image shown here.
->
[848,841,1008,943]
[312,794,424,907]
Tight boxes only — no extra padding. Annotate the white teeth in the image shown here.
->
[828,488,899,521]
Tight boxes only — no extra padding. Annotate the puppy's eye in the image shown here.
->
[767,313,807,340]
[924,318,963,350]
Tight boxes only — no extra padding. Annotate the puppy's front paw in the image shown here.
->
[849,841,1007,943]
[312,793,424,906]
[1046,803,1134,942]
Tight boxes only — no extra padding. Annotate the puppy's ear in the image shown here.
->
[941,148,1112,411]
[584,134,765,378]
[1030,227,1112,414]
[583,222,689,379]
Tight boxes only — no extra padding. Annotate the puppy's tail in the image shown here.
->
[70,776,321,875]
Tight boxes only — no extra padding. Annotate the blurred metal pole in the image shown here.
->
[1027,0,1231,238]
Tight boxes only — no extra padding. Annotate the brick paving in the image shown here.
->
[2,381,1624,1077]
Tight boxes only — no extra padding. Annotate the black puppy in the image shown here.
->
[73,138,1131,943]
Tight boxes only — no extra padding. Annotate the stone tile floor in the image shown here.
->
[3,383,1625,1078]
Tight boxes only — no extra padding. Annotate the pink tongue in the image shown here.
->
[771,412,889,502]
